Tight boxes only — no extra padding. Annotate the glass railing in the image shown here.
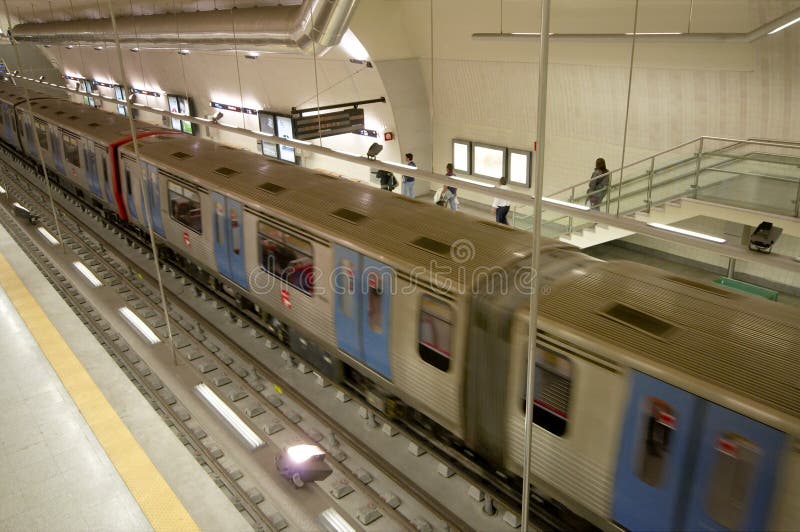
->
[516,136,800,237]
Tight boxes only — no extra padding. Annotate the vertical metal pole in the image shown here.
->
[568,186,575,233]
[617,0,639,217]
[108,2,178,367]
[727,258,736,278]
[645,157,655,212]
[794,177,800,218]
[522,0,550,529]
[693,137,704,198]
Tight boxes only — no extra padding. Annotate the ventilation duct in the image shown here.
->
[10,0,359,55]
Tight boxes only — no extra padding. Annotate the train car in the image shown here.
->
[0,82,171,219]
[2,81,798,530]
[0,84,55,151]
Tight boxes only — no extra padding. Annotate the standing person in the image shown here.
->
[587,157,610,210]
[492,175,511,225]
[401,153,416,198]
[445,163,458,210]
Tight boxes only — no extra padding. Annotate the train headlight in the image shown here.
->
[276,444,332,487]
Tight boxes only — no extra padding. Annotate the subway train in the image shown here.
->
[0,82,798,531]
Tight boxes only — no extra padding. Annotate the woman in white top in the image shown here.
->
[492,175,511,225]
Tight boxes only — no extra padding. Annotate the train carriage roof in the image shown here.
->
[0,82,165,144]
[123,134,555,290]
[541,260,800,434]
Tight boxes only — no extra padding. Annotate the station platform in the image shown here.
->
[0,224,248,531]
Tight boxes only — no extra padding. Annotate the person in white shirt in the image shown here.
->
[492,175,511,225]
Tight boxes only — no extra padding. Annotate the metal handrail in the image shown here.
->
[548,135,799,200]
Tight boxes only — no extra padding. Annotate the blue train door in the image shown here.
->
[612,372,701,531]
[84,142,101,198]
[333,245,392,380]
[682,403,785,531]
[49,126,64,175]
[211,192,248,289]
[143,164,164,236]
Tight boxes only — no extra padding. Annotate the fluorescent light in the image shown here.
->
[119,306,161,344]
[286,444,325,464]
[647,222,726,243]
[12,202,29,212]
[542,197,591,211]
[339,29,369,61]
[195,384,264,449]
[130,47,140,52]
[450,175,495,188]
[244,51,259,59]
[319,509,355,532]
[769,16,800,35]
[0,185,5,194]
[37,227,59,245]
[178,49,190,55]
[73,261,102,287]
[625,32,681,35]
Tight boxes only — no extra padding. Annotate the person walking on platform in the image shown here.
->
[587,157,610,210]
[445,163,459,210]
[492,175,511,225]
[401,153,416,197]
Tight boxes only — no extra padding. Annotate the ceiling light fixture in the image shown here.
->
[244,51,259,59]
[647,222,726,243]
[542,197,591,211]
[94,46,103,51]
[624,32,682,35]
[178,49,190,55]
[130,47,140,52]
[768,16,800,35]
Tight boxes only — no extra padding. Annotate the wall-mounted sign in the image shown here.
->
[354,129,378,138]
[93,80,115,88]
[472,143,506,180]
[293,108,365,141]
[210,101,258,115]
[452,139,471,174]
[167,94,195,135]
[132,88,162,98]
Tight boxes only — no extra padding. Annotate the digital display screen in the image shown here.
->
[167,94,194,134]
[472,143,505,180]
[258,112,278,158]
[276,115,295,163]
[453,139,470,174]
[509,149,531,186]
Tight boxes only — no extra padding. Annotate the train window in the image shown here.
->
[521,349,572,436]
[214,202,224,245]
[35,121,48,150]
[418,296,453,372]
[258,221,314,294]
[635,398,676,487]
[168,181,202,234]
[705,433,760,529]
[125,169,132,196]
[367,271,383,334]
[338,259,355,318]
[230,209,240,255]
[62,133,80,167]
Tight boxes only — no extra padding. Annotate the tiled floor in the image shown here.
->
[0,223,248,532]
[0,285,152,531]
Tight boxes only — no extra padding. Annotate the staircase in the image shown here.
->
[524,136,800,249]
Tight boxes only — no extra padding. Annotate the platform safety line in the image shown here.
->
[0,252,199,532]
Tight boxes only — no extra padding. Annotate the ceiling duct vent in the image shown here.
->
[171,151,192,160]
[88,122,99,127]
[55,110,64,115]
[601,303,676,338]
[214,167,239,177]
[331,208,366,224]
[68,115,78,120]
[410,236,453,257]
[258,182,285,195]
[10,1,359,55]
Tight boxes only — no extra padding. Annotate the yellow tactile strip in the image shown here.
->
[0,252,199,532]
